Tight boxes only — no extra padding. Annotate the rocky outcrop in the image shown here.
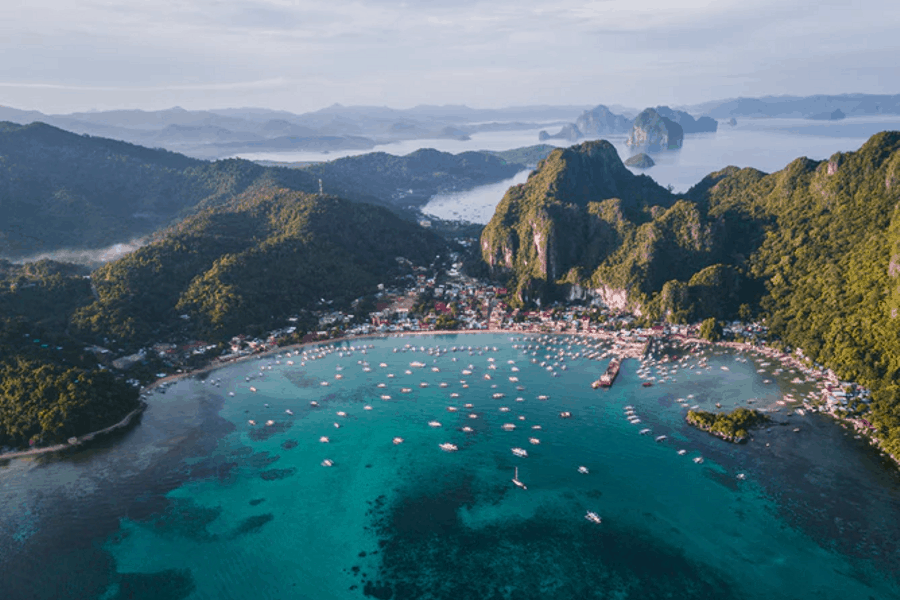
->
[654,106,718,133]
[624,153,655,169]
[574,105,633,136]
[480,140,680,305]
[538,124,581,142]
[626,109,684,151]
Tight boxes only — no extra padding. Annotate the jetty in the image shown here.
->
[592,358,621,389]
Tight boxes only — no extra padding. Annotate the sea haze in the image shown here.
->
[1,333,898,600]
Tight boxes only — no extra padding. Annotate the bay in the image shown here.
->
[1,333,899,600]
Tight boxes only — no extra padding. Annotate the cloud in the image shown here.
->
[0,0,897,113]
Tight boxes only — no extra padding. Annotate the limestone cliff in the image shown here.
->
[654,106,718,133]
[538,124,581,142]
[574,105,633,136]
[480,140,699,306]
[626,109,684,151]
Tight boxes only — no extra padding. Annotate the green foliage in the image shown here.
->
[686,407,768,442]
[0,262,139,447]
[71,189,446,347]
[699,318,722,341]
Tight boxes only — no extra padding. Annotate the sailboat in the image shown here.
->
[512,466,527,490]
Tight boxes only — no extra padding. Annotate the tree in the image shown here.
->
[699,317,722,341]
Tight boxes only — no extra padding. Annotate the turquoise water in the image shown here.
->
[2,333,899,600]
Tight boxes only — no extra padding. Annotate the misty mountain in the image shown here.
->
[0,121,538,259]
[691,94,900,119]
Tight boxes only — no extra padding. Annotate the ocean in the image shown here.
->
[1,333,899,600]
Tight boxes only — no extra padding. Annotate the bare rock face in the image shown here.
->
[538,124,582,142]
[574,105,633,136]
[626,108,684,151]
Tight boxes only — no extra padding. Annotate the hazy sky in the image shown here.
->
[1,0,897,114]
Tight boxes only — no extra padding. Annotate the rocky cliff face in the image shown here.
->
[538,124,581,142]
[626,109,684,151]
[654,106,718,133]
[574,105,634,136]
[480,140,687,306]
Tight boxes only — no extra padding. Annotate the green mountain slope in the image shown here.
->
[0,260,140,447]
[71,188,446,347]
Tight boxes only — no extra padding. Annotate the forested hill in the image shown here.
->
[0,259,140,448]
[0,121,530,259]
[480,131,900,457]
[300,148,524,209]
[70,188,447,349]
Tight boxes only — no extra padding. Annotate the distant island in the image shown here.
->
[686,408,770,443]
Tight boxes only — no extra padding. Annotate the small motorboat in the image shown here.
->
[393,437,403,445]
[585,512,602,524]
[321,459,333,467]
[577,466,589,474]
[428,421,442,428]
[439,443,458,452]
[511,447,528,457]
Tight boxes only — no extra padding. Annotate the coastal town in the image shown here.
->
[5,242,887,466]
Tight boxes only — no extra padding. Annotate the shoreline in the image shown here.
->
[5,327,897,471]
[0,400,148,461]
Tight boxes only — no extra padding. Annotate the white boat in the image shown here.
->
[336,411,347,417]
[532,425,542,430]
[381,395,392,400]
[401,388,412,393]
[285,409,293,415]
[319,436,329,443]
[511,447,528,457]
[512,466,527,489]
[447,406,458,412]
[321,459,333,467]
[462,426,473,432]
[639,428,651,435]
[248,420,256,426]
[450,392,460,398]
[736,473,747,480]
[529,438,540,445]
[428,421,442,428]
[693,456,704,464]
[655,435,667,442]
[310,401,319,407]
[393,437,403,444]
[249,386,257,392]
[578,466,589,474]
[559,411,572,418]
[266,420,275,426]
[677,449,687,455]
[501,423,516,431]
[439,443,458,452]
[585,511,602,524]
[499,406,510,412]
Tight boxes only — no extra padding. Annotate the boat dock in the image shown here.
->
[592,358,621,389]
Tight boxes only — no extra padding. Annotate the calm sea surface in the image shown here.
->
[422,116,900,222]
[2,333,899,600]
